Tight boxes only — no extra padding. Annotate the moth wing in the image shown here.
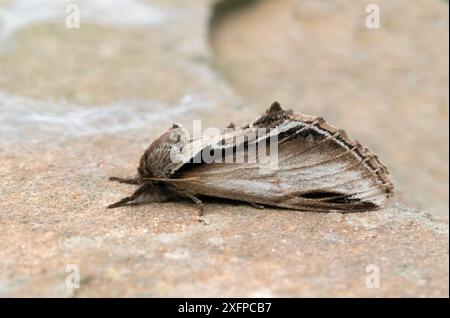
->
[167,123,240,175]
[171,104,394,212]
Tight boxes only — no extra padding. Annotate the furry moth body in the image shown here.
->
[108,102,394,215]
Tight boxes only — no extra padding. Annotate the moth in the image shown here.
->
[108,102,394,215]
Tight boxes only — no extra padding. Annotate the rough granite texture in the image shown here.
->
[0,0,448,297]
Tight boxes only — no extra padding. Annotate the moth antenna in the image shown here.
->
[266,101,283,114]
[108,183,153,209]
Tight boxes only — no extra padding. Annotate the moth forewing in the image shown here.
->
[171,105,393,212]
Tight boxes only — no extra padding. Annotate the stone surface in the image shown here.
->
[0,0,448,297]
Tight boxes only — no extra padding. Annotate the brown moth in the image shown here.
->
[108,102,394,215]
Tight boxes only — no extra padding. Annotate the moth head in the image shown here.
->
[137,123,189,179]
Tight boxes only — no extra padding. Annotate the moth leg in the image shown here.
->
[186,193,204,216]
[248,202,265,209]
[165,186,204,216]
[108,183,152,209]
[109,176,140,185]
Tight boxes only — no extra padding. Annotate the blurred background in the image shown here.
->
[0,0,448,297]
